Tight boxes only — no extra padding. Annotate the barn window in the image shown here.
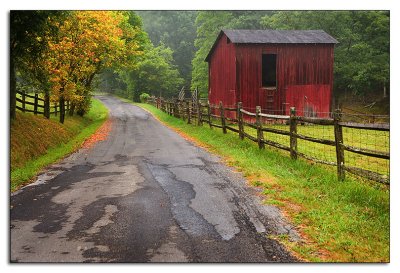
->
[262,54,277,87]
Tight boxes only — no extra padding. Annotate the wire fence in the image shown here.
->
[342,113,390,180]
[147,97,390,185]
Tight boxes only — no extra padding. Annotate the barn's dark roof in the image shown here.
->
[223,29,338,44]
[205,29,338,61]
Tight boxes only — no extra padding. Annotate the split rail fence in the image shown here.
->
[147,97,389,184]
[16,90,71,117]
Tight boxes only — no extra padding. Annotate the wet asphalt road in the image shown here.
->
[11,95,299,262]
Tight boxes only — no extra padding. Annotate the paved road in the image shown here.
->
[11,95,299,262]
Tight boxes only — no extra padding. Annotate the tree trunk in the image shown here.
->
[59,96,65,124]
[10,55,16,120]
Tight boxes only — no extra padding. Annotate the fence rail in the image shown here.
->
[15,90,71,118]
[146,97,389,184]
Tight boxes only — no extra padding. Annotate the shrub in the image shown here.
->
[139,92,150,103]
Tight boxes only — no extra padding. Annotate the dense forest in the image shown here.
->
[10,10,389,122]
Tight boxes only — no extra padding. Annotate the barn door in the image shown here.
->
[261,53,277,114]
[265,88,277,114]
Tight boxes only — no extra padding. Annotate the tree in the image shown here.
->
[134,44,184,99]
[137,11,197,87]
[10,11,64,119]
[117,43,184,101]
[43,11,142,122]
[97,12,184,102]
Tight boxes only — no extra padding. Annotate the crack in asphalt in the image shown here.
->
[145,161,222,239]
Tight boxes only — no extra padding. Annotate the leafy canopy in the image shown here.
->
[43,11,142,114]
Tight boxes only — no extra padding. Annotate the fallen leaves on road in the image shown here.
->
[82,118,112,149]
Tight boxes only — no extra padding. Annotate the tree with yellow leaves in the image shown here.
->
[43,11,141,123]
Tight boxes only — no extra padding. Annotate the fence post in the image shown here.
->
[187,100,191,124]
[181,101,184,120]
[59,97,65,123]
[179,101,183,120]
[256,106,265,149]
[289,107,298,159]
[207,101,212,129]
[22,91,26,112]
[197,99,202,126]
[237,102,244,140]
[44,93,50,118]
[183,100,186,119]
[219,101,227,134]
[334,109,345,181]
[176,101,181,118]
[33,93,38,115]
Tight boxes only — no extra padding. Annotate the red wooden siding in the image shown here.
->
[208,37,335,118]
[235,44,279,113]
[279,44,334,116]
[208,34,237,118]
[285,85,331,117]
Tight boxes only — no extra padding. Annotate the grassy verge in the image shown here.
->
[11,98,108,191]
[135,102,389,262]
[195,115,389,177]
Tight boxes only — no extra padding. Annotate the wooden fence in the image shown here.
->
[147,97,390,185]
[16,90,70,117]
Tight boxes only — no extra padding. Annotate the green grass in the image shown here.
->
[11,98,108,191]
[135,102,389,262]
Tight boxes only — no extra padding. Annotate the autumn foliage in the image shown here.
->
[47,12,141,119]
[82,118,112,149]
[20,11,141,122]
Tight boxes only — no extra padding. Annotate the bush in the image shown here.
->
[139,92,150,103]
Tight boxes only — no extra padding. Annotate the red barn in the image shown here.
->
[205,29,338,117]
